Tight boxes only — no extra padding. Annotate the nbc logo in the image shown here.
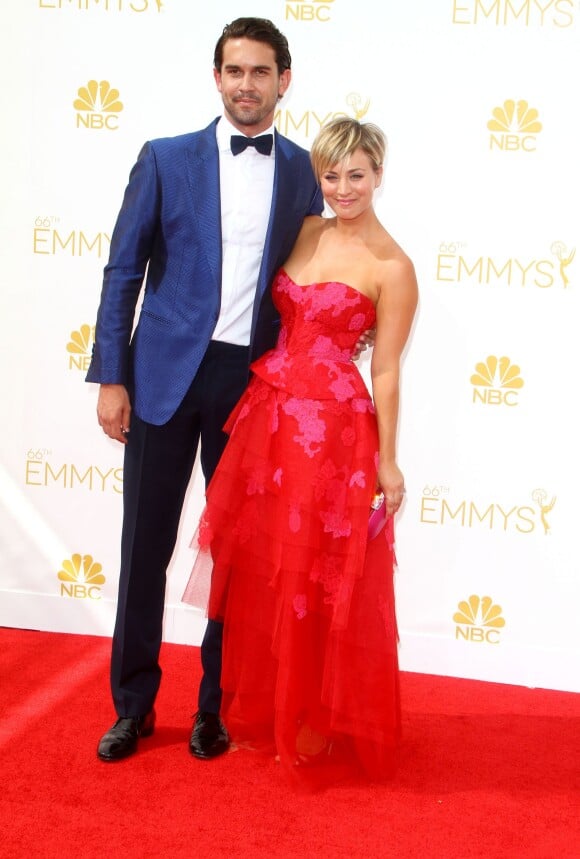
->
[285,0,335,22]
[471,355,523,406]
[488,99,542,151]
[74,80,124,130]
[67,324,94,371]
[453,595,505,644]
[58,553,105,600]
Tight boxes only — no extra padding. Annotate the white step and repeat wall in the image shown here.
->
[1,1,578,693]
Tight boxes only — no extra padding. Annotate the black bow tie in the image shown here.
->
[230,134,273,156]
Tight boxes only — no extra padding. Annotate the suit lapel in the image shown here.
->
[258,132,299,297]
[185,119,222,292]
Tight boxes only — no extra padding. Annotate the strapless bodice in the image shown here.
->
[250,269,376,401]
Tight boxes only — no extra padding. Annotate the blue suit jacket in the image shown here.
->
[86,118,323,425]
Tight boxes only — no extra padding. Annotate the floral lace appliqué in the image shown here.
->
[293,594,307,620]
[282,397,326,458]
[319,509,352,539]
[302,283,361,321]
[289,502,302,534]
[349,470,366,490]
[309,554,342,604]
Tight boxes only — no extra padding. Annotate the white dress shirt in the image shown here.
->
[212,114,276,346]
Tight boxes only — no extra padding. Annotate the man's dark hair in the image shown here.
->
[214,17,291,74]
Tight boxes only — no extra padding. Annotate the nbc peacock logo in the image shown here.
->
[471,356,524,406]
[66,324,94,372]
[58,553,105,600]
[284,0,336,23]
[488,99,542,152]
[74,80,124,131]
[453,595,505,644]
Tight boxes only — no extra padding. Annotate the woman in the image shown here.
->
[184,117,418,787]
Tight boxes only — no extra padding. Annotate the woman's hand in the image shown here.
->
[352,327,376,360]
[378,461,406,517]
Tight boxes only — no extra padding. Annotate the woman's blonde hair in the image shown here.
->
[310,117,387,181]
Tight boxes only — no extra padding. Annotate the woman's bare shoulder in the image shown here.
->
[301,214,328,235]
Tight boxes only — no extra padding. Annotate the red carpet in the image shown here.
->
[0,628,578,858]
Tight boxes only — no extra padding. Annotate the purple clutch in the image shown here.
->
[368,491,387,540]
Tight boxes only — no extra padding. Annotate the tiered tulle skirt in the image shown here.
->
[184,375,400,788]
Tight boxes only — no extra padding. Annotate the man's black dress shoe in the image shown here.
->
[97,710,155,762]
[189,711,230,760]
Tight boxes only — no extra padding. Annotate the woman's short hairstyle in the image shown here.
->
[214,17,291,74]
[310,118,387,181]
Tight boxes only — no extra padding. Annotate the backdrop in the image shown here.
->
[1,1,578,693]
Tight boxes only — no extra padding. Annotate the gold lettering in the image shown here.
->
[25,461,42,485]
[505,0,531,24]
[436,254,455,281]
[534,259,554,287]
[553,0,574,27]
[521,135,537,151]
[452,1,471,22]
[45,463,67,486]
[503,390,519,406]
[469,502,494,528]
[474,0,501,23]
[495,504,517,530]
[486,258,512,283]
[311,112,335,131]
[71,465,93,489]
[532,0,555,24]
[68,356,91,371]
[515,505,535,533]
[441,499,466,525]
[285,4,301,21]
[512,259,536,286]
[458,256,484,282]
[113,466,124,494]
[94,467,114,491]
[52,230,76,254]
[79,232,110,256]
[420,497,438,524]
[281,110,310,136]
[33,228,50,254]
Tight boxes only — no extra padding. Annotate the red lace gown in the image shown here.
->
[184,269,401,788]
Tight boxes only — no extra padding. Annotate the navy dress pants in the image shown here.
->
[110,341,250,717]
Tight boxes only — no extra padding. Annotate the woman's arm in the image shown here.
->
[371,254,418,516]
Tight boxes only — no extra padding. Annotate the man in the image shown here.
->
[87,17,323,762]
